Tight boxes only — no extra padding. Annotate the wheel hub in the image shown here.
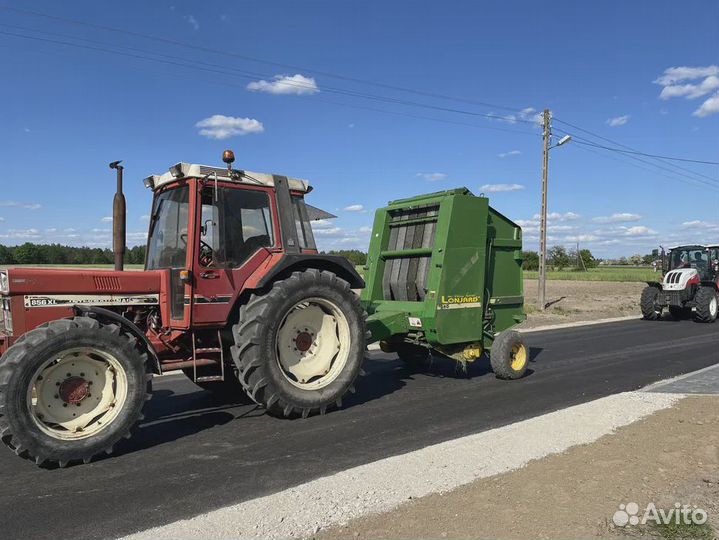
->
[58,376,90,405]
[295,331,314,353]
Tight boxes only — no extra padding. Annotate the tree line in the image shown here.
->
[0,243,146,265]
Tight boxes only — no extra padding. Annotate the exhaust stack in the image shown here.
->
[109,160,126,271]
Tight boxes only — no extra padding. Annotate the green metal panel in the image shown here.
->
[361,187,524,350]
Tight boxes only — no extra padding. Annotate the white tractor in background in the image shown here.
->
[641,244,719,322]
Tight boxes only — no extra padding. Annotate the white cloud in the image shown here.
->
[592,213,642,223]
[531,211,580,222]
[183,15,199,30]
[0,217,4,222]
[564,234,600,242]
[621,225,657,237]
[0,228,41,239]
[654,65,719,118]
[681,220,719,232]
[100,216,113,223]
[606,115,630,127]
[654,66,719,86]
[693,91,719,117]
[358,226,372,233]
[247,74,319,95]
[140,215,150,222]
[0,200,41,210]
[195,115,264,139]
[343,204,365,212]
[417,172,447,182]
[497,107,543,126]
[498,150,521,158]
[480,183,525,193]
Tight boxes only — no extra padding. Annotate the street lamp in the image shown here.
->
[538,112,571,311]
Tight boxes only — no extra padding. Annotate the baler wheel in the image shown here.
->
[693,286,718,323]
[640,286,663,320]
[0,316,151,467]
[489,330,528,380]
[231,269,367,418]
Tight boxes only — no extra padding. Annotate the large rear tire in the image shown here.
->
[0,317,151,467]
[640,286,663,320]
[693,286,718,323]
[231,269,367,418]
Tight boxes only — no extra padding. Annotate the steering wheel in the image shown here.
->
[199,240,214,267]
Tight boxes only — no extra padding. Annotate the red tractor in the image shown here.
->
[0,151,367,466]
[641,244,719,322]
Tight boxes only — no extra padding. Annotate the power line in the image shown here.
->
[571,139,718,192]
[570,139,718,166]
[554,117,718,184]
[0,27,541,138]
[0,4,529,115]
[0,24,541,127]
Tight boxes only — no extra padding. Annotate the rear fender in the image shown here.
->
[73,305,161,374]
[254,254,365,290]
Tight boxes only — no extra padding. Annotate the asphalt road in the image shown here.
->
[1,318,717,540]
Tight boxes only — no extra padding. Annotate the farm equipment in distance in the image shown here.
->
[641,244,719,322]
[0,152,526,467]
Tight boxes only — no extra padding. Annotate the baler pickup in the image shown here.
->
[361,188,528,376]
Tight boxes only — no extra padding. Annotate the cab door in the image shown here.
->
[191,183,278,326]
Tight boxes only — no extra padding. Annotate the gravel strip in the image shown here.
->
[121,391,682,540]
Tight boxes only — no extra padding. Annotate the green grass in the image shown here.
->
[1,264,145,270]
[523,266,657,282]
[645,519,715,540]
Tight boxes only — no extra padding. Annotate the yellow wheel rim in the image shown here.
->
[510,343,527,372]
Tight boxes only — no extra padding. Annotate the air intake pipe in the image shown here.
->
[109,160,126,271]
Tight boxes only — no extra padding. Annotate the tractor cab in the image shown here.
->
[667,245,712,279]
[142,157,333,329]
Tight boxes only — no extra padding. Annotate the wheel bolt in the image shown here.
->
[63,403,68,408]
[55,382,60,386]
[66,373,71,377]
[80,373,85,377]
[54,394,59,399]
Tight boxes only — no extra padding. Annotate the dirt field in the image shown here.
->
[520,279,645,329]
[317,395,719,540]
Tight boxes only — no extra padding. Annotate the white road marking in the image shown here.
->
[120,390,682,540]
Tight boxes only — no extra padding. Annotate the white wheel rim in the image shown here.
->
[276,297,351,390]
[27,347,128,440]
[710,295,718,318]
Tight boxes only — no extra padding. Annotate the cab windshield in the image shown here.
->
[146,186,190,270]
[670,247,709,277]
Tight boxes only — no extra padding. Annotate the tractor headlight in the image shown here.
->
[0,271,9,295]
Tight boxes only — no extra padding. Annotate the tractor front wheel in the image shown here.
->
[693,286,718,323]
[640,286,663,320]
[489,330,529,380]
[231,269,367,418]
[0,317,151,467]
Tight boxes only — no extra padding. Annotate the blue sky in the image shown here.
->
[1,0,718,257]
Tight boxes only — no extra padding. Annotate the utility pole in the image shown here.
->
[538,109,551,311]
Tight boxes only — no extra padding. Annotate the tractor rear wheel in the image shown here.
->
[0,317,151,467]
[490,330,528,380]
[693,286,718,323]
[231,269,367,418]
[640,286,663,320]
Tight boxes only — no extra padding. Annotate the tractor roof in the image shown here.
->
[668,244,708,250]
[145,163,311,193]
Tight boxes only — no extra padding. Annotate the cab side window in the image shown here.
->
[199,188,274,268]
